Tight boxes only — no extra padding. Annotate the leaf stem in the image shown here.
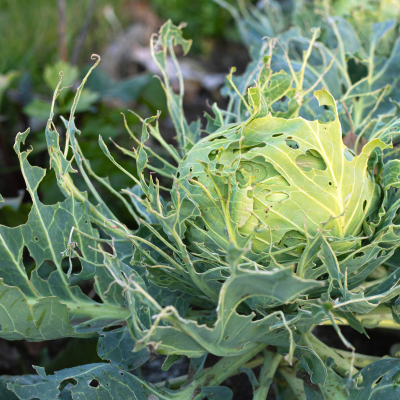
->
[278,365,307,400]
[155,354,264,389]
[253,350,282,400]
[26,298,130,320]
[320,315,399,329]
[156,344,381,391]
[298,28,320,95]
[307,333,358,377]
[175,343,266,399]
[226,67,252,116]
[333,348,381,368]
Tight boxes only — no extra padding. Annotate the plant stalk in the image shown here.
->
[278,365,307,400]
[175,343,266,399]
[253,350,282,400]
[307,333,358,377]
[333,348,381,368]
[155,355,265,389]
[156,344,381,390]
[320,308,399,329]
[27,298,130,320]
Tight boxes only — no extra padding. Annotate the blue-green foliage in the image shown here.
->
[2,2,400,399]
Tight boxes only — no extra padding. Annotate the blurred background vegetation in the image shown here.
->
[0,0,251,228]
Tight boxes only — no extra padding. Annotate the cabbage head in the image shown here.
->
[174,89,391,271]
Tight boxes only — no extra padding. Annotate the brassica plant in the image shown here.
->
[218,0,400,153]
[2,14,400,400]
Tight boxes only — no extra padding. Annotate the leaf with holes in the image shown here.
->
[174,89,389,261]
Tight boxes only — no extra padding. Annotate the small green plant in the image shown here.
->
[2,11,400,400]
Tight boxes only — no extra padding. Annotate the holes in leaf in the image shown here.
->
[23,246,35,277]
[236,157,269,186]
[236,158,290,188]
[39,168,65,204]
[59,378,77,391]
[34,237,39,242]
[189,167,193,173]
[347,58,368,84]
[317,104,336,124]
[0,199,31,227]
[89,379,99,388]
[182,155,187,162]
[61,256,84,276]
[216,163,223,170]
[279,230,307,247]
[352,252,364,259]
[232,143,266,154]
[38,260,57,281]
[189,176,199,185]
[329,182,332,186]
[210,135,226,142]
[344,148,355,161]
[101,241,115,256]
[363,200,367,211]
[372,374,385,388]
[224,335,230,340]
[102,324,124,332]
[295,150,327,172]
[208,150,219,161]
[272,133,283,137]
[285,137,300,150]
[265,192,289,203]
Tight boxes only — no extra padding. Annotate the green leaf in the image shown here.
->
[61,89,99,113]
[24,99,53,120]
[319,236,344,286]
[44,61,78,94]
[299,361,348,400]
[0,71,19,107]
[7,364,175,400]
[0,375,42,400]
[276,366,306,400]
[135,264,322,357]
[0,129,130,340]
[349,358,400,398]
[97,327,149,370]
[176,89,389,258]
[162,354,184,371]
[85,68,151,103]
[199,386,233,400]
[295,345,327,385]
[150,20,193,155]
